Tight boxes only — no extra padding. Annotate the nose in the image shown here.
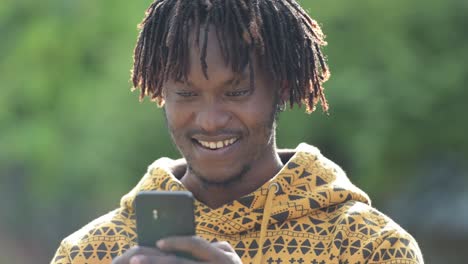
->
[194,103,231,133]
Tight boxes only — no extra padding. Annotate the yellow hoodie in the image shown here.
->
[52,143,423,264]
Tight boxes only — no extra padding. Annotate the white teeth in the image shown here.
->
[198,138,238,150]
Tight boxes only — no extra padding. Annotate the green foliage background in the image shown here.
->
[0,0,467,263]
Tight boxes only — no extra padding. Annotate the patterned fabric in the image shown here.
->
[51,143,423,264]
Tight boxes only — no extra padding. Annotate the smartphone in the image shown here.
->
[135,191,195,248]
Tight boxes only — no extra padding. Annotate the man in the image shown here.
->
[52,0,423,263]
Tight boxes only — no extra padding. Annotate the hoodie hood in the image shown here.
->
[53,143,423,264]
[121,143,370,236]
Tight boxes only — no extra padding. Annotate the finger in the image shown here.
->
[157,236,222,261]
[112,246,167,264]
[131,254,200,264]
[129,255,146,264]
[211,241,236,253]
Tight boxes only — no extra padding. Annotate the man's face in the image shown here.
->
[162,27,280,186]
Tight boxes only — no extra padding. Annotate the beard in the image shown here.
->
[188,162,252,188]
[162,92,282,188]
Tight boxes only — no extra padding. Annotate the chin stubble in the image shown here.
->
[188,163,251,188]
[163,92,281,188]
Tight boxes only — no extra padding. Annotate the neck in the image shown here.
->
[180,150,284,209]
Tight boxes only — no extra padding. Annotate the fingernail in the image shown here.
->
[156,240,165,248]
[130,255,143,264]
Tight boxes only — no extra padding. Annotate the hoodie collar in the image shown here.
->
[121,143,370,233]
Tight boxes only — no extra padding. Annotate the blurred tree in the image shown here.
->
[0,0,467,263]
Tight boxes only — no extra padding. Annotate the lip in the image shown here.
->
[192,134,239,142]
[191,137,242,159]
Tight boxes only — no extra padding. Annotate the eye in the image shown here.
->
[176,91,198,97]
[226,90,251,97]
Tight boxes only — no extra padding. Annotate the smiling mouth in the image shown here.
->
[195,137,239,150]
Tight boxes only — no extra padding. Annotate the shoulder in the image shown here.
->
[331,200,423,263]
[51,208,136,264]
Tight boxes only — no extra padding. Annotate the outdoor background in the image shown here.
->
[1,0,467,263]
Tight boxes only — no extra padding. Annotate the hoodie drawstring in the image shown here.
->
[255,182,279,263]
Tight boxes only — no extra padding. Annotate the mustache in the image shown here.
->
[186,129,242,138]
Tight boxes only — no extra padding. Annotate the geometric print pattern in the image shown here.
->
[51,209,138,264]
[51,143,423,263]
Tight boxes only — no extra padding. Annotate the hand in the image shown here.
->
[157,236,242,264]
[111,246,168,264]
[112,236,242,264]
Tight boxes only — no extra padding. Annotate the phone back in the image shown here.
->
[135,191,195,247]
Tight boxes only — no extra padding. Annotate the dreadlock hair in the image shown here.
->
[131,0,330,113]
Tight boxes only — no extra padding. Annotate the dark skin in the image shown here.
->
[167,25,286,209]
[113,26,288,264]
